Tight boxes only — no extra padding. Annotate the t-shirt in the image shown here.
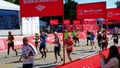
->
[64,32,69,39]
[40,35,46,46]
[22,44,36,64]
[91,34,95,40]
[35,36,39,42]
[65,40,73,50]
[8,35,14,43]
[54,37,59,47]
[72,32,76,36]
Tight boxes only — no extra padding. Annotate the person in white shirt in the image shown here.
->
[53,32,63,63]
[19,37,36,68]
[99,45,120,68]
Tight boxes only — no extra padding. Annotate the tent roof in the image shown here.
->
[0,0,20,11]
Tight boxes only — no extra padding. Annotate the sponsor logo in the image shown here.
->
[35,5,45,11]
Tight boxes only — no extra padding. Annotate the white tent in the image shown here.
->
[0,0,20,36]
[0,0,20,10]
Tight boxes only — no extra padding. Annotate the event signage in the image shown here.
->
[50,19,58,25]
[76,2,106,19]
[107,8,120,21]
[20,0,64,17]
[63,20,70,25]
[73,20,80,25]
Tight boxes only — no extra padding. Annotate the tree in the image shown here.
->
[64,0,77,20]
[4,0,19,5]
[115,1,120,8]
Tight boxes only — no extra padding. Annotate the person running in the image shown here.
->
[97,32,102,49]
[111,33,119,45]
[53,32,63,63]
[101,31,108,50]
[34,33,39,50]
[64,29,69,40]
[19,37,36,68]
[39,31,47,59]
[7,31,17,57]
[90,32,96,49]
[86,30,91,46]
[72,30,79,46]
[65,36,74,62]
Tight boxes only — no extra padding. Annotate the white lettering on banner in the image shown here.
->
[78,9,103,15]
[35,5,45,11]
[94,9,103,13]
[23,0,58,4]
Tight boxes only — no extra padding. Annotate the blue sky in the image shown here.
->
[74,0,118,8]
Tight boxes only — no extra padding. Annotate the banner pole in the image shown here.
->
[62,16,66,64]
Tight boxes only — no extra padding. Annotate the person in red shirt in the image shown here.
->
[65,36,74,61]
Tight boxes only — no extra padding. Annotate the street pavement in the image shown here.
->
[0,35,119,68]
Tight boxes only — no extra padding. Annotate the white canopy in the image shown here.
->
[0,0,20,11]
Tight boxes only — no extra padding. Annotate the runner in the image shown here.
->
[53,32,63,63]
[72,30,79,46]
[101,31,108,50]
[111,33,119,45]
[39,31,47,59]
[97,32,102,49]
[7,31,18,57]
[34,33,39,50]
[19,37,36,68]
[64,29,69,40]
[65,36,74,62]
[90,32,96,49]
[86,30,91,46]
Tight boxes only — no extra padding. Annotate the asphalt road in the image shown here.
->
[0,36,119,68]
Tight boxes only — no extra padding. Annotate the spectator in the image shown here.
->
[99,45,120,68]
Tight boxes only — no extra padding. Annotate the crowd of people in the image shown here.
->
[5,27,120,68]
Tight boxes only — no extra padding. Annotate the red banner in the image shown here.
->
[73,20,80,25]
[20,0,64,17]
[50,19,58,25]
[64,20,70,25]
[107,8,120,21]
[76,2,106,19]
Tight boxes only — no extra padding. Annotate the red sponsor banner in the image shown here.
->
[20,0,64,17]
[102,21,107,24]
[50,19,58,25]
[64,20,70,25]
[76,2,106,19]
[73,20,80,25]
[107,8,120,21]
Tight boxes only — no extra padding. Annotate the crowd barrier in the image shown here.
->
[55,47,120,68]
[0,33,63,51]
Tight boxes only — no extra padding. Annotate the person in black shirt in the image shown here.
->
[111,33,119,45]
[86,30,91,46]
[97,32,102,49]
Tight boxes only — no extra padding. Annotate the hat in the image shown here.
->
[54,32,57,34]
